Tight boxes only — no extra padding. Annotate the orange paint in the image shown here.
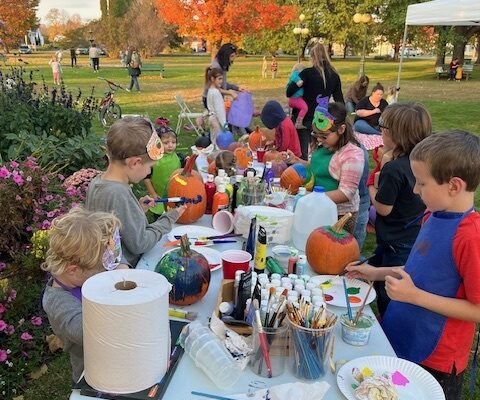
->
[348,296,362,303]
[324,294,334,301]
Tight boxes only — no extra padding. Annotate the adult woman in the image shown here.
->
[126,46,142,92]
[202,43,240,108]
[286,43,344,160]
[345,75,369,114]
[353,82,388,135]
[286,102,364,233]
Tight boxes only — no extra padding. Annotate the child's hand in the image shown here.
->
[229,90,238,100]
[385,268,418,303]
[296,79,304,87]
[284,149,297,164]
[140,195,155,212]
[175,205,187,218]
[345,262,377,281]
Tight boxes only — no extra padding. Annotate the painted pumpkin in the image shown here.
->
[248,126,266,151]
[280,163,314,194]
[155,235,211,305]
[234,145,253,169]
[168,154,206,223]
[305,214,360,275]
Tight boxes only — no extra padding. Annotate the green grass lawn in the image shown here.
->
[6,52,480,399]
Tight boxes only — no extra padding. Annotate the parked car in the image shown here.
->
[76,48,89,55]
[18,45,32,54]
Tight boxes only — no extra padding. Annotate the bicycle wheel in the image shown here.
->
[100,102,122,127]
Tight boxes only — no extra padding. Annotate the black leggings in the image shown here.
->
[422,365,464,400]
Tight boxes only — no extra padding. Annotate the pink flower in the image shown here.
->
[5,324,15,335]
[31,316,43,326]
[0,166,10,179]
[26,226,33,232]
[58,174,65,181]
[7,289,16,303]
[9,161,19,169]
[46,211,55,218]
[21,332,33,341]
[45,194,54,201]
[0,303,5,314]
[32,215,39,222]
[15,195,22,201]
[41,176,49,183]
[0,349,7,362]
[0,320,6,331]
[41,220,51,229]
[12,174,24,186]
[0,262,6,271]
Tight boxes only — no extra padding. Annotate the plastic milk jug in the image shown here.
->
[293,186,337,251]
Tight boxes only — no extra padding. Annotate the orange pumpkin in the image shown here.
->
[305,214,360,275]
[234,145,253,169]
[248,126,266,151]
[168,154,206,224]
[280,163,314,194]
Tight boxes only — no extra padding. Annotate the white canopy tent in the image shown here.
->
[396,0,480,97]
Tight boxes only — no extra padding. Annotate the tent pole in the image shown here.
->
[396,24,409,101]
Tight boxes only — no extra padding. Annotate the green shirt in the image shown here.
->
[150,152,181,215]
[310,146,339,192]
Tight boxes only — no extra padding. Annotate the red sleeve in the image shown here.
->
[453,212,480,304]
[278,119,301,157]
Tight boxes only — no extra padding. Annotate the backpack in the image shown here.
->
[131,53,140,69]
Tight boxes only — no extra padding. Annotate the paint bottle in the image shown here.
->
[231,175,243,213]
[254,226,267,274]
[262,161,275,193]
[266,256,285,275]
[204,174,216,214]
[219,301,235,317]
[223,176,234,201]
[288,250,298,275]
[296,255,307,276]
[214,169,226,186]
[243,161,257,177]
[212,185,229,216]
[293,187,307,211]
[245,216,257,259]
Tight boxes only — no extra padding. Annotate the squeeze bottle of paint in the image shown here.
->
[231,175,243,213]
[254,226,267,274]
[293,187,307,211]
[288,250,298,275]
[243,161,256,177]
[204,174,216,214]
[296,255,307,276]
[262,161,275,193]
[212,185,229,216]
[223,175,234,200]
[214,169,226,186]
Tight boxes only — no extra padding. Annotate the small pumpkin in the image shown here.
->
[248,126,266,151]
[155,235,211,305]
[168,154,206,223]
[234,145,253,169]
[305,213,360,275]
[280,163,314,194]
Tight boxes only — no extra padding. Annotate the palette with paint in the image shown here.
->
[337,356,445,400]
[310,275,376,308]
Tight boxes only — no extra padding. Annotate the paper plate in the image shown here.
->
[167,225,222,242]
[337,356,445,400]
[309,275,376,308]
[163,246,222,272]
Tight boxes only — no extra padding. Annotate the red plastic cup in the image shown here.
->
[256,148,266,163]
[221,250,252,279]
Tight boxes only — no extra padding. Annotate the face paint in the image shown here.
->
[102,228,122,271]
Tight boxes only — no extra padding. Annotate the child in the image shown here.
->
[367,102,431,316]
[206,68,229,149]
[49,55,62,85]
[449,57,459,80]
[262,56,268,78]
[260,100,301,158]
[271,55,278,79]
[455,64,464,82]
[347,131,480,400]
[286,63,309,129]
[144,126,182,218]
[85,117,185,267]
[386,86,396,105]
[345,75,370,114]
[42,207,127,384]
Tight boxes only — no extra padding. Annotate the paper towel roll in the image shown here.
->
[82,269,172,393]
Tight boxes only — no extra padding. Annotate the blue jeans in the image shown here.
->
[354,197,370,251]
[354,119,381,135]
[129,75,140,91]
[370,242,414,317]
[345,101,356,114]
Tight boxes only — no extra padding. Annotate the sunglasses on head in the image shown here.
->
[378,116,389,130]
[311,130,335,140]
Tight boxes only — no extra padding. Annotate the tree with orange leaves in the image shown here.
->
[156,0,297,50]
[0,0,38,52]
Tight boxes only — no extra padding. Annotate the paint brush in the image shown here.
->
[353,254,377,266]
[263,287,276,326]
[191,391,237,400]
[253,299,273,378]
[353,280,374,326]
[342,277,353,324]
[268,288,288,328]
[168,308,197,321]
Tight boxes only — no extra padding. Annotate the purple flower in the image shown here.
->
[0,320,6,331]
[0,166,10,179]
[46,211,55,218]
[15,195,22,201]
[0,262,6,271]
[0,349,7,362]
[45,194,54,201]
[21,332,33,341]
[9,161,19,169]
[0,303,5,314]
[31,316,43,326]
[26,226,33,232]
[32,215,39,222]
[5,324,15,335]
[12,174,24,186]
[41,220,51,229]
[58,174,65,181]
[7,289,16,303]
[37,198,45,205]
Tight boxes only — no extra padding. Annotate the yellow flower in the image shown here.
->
[31,229,50,260]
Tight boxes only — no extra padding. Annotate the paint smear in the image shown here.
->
[348,296,361,303]
[361,367,374,378]
[321,280,333,290]
[351,383,358,390]
[324,294,334,301]
[392,371,410,386]
[347,286,361,295]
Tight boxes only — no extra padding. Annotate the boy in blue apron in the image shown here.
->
[346,131,480,400]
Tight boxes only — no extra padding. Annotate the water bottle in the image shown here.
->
[293,186,307,211]
[293,186,337,251]
[182,321,241,388]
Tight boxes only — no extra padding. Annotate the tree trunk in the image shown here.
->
[343,42,348,59]
[476,34,480,64]
[392,40,401,62]
[452,26,469,63]
[434,26,447,66]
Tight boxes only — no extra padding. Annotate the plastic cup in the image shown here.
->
[256,148,266,163]
[249,321,288,378]
[340,313,375,346]
[221,250,252,279]
[212,210,234,234]
[272,245,292,273]
[288,311,336,379]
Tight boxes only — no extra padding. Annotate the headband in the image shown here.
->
[312,95,335,131]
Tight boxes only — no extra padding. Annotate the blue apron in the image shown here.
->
[382,209,473,363]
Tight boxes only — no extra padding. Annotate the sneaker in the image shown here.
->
[125,88,131,92]
[295,122,307,130]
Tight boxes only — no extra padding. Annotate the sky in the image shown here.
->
[37,0,102,22]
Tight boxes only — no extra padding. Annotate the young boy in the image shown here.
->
[346,131,480,400]
[86,117,185,267]
[260,100,302,158]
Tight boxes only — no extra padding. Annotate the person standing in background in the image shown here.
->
[271,55,278,79]
[89,43,101,72]
[70,47,77,68]
[126,46,142,92]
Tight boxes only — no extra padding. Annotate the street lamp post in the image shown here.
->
[353,13,372,76]
[88,30,94,46]
[293,14,309,63]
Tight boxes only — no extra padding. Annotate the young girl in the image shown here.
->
[386,86,396,105]
[271,55,278,79]
[85,117,185,267]
[286,63,309,129]
[286,100,365,233]
[144,127,182,218]
[206,68,229,149]
[345,75,369,114]
[42,207,127,384]
[367,102,431,316]
[49,55,62,85]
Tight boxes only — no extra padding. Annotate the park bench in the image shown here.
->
[141,64,165,79]
[435,62,474,80]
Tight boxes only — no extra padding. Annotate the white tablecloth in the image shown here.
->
[71,214,396,400]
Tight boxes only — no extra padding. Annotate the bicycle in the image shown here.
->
[98,77,124,127]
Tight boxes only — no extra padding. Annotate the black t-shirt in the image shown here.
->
[375,155,426,245]
[355,96,388,127]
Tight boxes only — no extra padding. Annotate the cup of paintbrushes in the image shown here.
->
[340,313,375,346]
[287,310,337,380]
[249,320,288,378]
